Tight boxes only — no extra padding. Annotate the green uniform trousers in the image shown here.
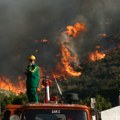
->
[26,87,38,103]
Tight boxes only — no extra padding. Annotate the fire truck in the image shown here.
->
[2,76,93,120]
[2,103,92,120]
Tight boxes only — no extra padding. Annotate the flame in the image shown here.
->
[66,22,86,38]
[61,44,81,76]
[0,76,26,94]
[89,50,106,61]
[53,22,86,78]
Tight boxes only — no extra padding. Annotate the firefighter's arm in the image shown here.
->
[29,65,39,73]
[37,80,45,92]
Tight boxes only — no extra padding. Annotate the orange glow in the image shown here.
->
[0,76,26,94]
[89,50,106,61]
[66,22,86,38]
[61,44,81,76]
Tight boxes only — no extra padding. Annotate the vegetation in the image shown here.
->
[0,92,27,111]
[60,47,120,110]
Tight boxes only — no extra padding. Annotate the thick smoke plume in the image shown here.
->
[0,0,120,81]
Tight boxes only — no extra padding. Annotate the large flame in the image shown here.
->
[89,50,106,61]
[53,22,86,78]
[61,44,81,76]
[66,22,86,38]
[0,76,26,94]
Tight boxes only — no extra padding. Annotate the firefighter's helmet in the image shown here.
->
[28,55,36,60]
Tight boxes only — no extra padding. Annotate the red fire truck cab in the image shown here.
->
[2,103,92,120]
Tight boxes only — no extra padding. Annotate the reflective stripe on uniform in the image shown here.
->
[29,66,37,73]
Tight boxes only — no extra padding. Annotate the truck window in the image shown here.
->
[35,114,66,120]
[21,109,88,120]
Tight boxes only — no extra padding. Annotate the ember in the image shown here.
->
[34,39,48,43]
[98,33,108,38]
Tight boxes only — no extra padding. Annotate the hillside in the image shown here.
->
[53,47,120,108]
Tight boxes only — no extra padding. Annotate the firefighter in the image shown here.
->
[25,55,40,103]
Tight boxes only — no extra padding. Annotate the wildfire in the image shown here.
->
[0,22,86,91]
[66,22,86,38]
[0,76,26,94]
[61,44,81,76]
[89,50,106,61]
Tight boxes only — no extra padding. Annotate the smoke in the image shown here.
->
[0,0,120,80]
[71,0,120,58]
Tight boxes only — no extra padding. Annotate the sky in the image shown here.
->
[0,0,120,81]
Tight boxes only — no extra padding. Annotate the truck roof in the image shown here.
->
[6,103,90,110]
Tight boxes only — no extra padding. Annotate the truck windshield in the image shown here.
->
[21,109,88,120]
